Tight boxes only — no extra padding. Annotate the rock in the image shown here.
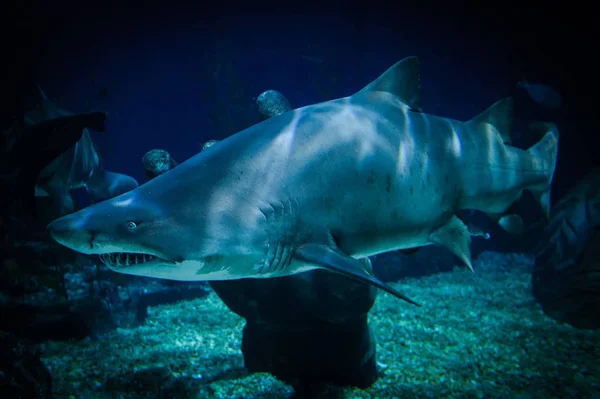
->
[256,90,292,120]
[532,169,600,329]
[210,267,379,388]
[0,331,53,398]
[0,248,211,342]
[201,139,220,151]
[142,149,178,180]
[533,230,600,330]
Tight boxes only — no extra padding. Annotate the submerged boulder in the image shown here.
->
[256,90,293,120]
[142,149,178,180]
[0,331,53,398]
[532,169,600,329]
[211,262,379,389]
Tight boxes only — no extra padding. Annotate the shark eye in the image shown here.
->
[126,221,138,231]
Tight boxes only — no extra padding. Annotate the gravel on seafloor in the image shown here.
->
[41,252,600,398]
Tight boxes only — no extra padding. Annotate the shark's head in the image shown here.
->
[46,160,270,281]
[46,188,192,277]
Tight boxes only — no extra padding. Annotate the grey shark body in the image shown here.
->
[48,57,559,305]
[27,88,138,214]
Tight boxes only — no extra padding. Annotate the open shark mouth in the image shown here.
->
[99,252,158,268]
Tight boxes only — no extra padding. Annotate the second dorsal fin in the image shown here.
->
[468,97,514,144]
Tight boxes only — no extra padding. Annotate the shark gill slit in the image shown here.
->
[259,199,297,274]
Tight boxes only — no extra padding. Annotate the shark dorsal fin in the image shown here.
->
[468,97,514,144]
[356,56,422,111]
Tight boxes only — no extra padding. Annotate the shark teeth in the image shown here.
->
[99,253,157,268]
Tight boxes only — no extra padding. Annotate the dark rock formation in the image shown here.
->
[256,90,293,120]
[0,331,53,398]
[210,266,379,389]
[0,249,211,341]
[532,169,600,329]
[142,149,179,180]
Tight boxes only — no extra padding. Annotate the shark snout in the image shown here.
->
[47,214,93,253]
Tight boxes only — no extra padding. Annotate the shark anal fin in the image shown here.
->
[488,212,525,235]
[294,243,420,306]
[429,215,474,271]
[499,214,525,235]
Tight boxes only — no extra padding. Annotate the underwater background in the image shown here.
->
[3,1,599,398]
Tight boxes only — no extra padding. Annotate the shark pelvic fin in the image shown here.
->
[499,214,525,235]
[429,215,474,271]
[293,243,421,306]
[468,97,514,144]
[356,56,422,111]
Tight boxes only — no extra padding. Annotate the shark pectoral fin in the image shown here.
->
[429,215,474,271]
[467,97,514,144]
[356,56,423,111]
[293,243,421,306]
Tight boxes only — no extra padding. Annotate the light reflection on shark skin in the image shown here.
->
[27,87,138,215]
[47,57,559,306]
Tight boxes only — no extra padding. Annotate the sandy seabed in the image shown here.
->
[42,252,600,398]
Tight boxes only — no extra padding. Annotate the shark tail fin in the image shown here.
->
[526,122,560,218]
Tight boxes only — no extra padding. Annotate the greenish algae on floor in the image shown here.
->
[41,252,600,398]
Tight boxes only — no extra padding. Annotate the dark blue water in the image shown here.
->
[25,4,596,214]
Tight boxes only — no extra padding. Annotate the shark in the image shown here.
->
[1,112,107,223]
[27,88,139,215]
[47,57,559,306]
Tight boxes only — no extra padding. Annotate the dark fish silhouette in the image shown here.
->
[517,80,562,109]
[1,112,107,220]
[29,87,138,215]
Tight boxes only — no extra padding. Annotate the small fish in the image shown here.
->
[517,79,562,109]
